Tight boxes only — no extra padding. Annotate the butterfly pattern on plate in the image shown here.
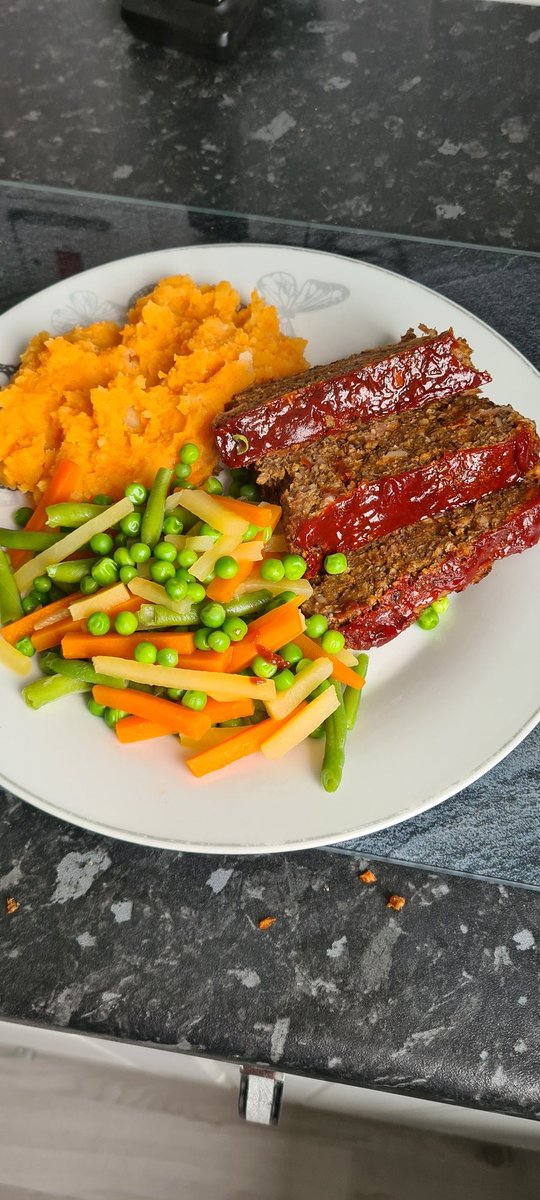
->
[256,271,350,335]
[50,290,125,335]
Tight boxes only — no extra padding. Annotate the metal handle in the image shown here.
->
[238,1065,284,1125]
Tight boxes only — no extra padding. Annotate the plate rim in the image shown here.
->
[1,240,539,854]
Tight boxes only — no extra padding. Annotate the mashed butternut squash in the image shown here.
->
[0,275,307,500]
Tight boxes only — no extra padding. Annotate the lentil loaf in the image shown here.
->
[214,328,490,467]
[256,393,540,573]
[303,479,540,648]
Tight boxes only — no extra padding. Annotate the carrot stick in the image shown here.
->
[186,714,287,778]
[115,717,171,744]
[219,497,280,527]
[294,633,365,691]
[92,685,211,739]
[62,630,197,659]
[32,617,85,652]
[205,556,257,603]
[1,590,84,645]
[10,460,83,571]
[204,698,254,723]
[228,598,305,672]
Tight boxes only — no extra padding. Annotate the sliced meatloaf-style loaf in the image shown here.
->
[303,479,540,649]
[214,328,490,468]
[256,394,540,573]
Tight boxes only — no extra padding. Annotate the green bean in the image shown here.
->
[45,502,108,528]
[39,653,127,689]
[223,589,272,618]
[136,603,199,629]
[47,558,97,584]
[0,528,63,552]
[343,654,369,732]
[39,652,60,676]
[140,467,173,549]
[0,548,23,623]
[22,673,91,709]
[309,724,325,740]
[321,686,347,793]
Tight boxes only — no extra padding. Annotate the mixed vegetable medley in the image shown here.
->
[0,449,368,791]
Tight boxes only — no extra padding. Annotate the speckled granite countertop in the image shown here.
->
[2,792,540,1120]
[0,0,539,250]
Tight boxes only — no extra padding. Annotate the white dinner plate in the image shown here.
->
[0,243,539,853]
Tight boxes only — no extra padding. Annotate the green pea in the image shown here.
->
[324,552,348,576]
[87,611,111,636]
[194,628,211,651]
[179,443,200,465]
[204,476,223,495]
[134,641,157,664]
[150,560,175,583]
[80,575,100,595]
[119,565,137,585]
[200,602,226,629]
[239,482,259,501]
[305,613,328,639]
[130,541,151,563]
[222,616,247,642]
[252,655,278,679]
[87,698,106,717]
[48,585,64,602]
[175,462,192,480]
[114,611,138,636]
[14,506,33,528]
[177,548,198,568]
[114,547,134,567]
[93,494,113,506]
[167,687,183,700]
[283,554,307,581]
[186,581,206,603]
[15,636,35,657]
[90,532,113,555]
[432,595,449,615]
[156,647,179,667]
[279,642,303,665]
[182,689,207,711]
[295,657,313,674]
[175,566,192,582]
[321,629,345,654]
[207,630,231,654]
[154,541,177,562]
[260,558,285,583]
[165,578,188,602]
[215,556,239,580]
[120,511,142,537]
[163,515,183,535]
[199,523,220,540]
[21,592,41,614]
[103,706,127,728]
[33,574,52,595]
[416,606,439,631]
[91,557,118,586]
[275,668,295,692]
[115,532,128,547]
[242,524,259,543]
[125,482,148,506]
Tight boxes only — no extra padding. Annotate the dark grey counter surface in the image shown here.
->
[0,0,539,251]
[2,791,540,1121]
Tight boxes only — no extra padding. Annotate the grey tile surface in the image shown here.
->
[0,0,539,249]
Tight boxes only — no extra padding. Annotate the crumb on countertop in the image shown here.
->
[5,897,20,915]
[258,916,277,930]
[359,869,377,885]
[386,894,406,912]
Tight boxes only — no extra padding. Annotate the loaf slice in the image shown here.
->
[214,328,490,467]
[257,394,540,573]
[303,479,540,648]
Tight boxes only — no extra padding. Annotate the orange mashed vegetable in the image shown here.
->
[0,275,307,501]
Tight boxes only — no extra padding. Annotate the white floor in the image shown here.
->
[1,1025,540,1200]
